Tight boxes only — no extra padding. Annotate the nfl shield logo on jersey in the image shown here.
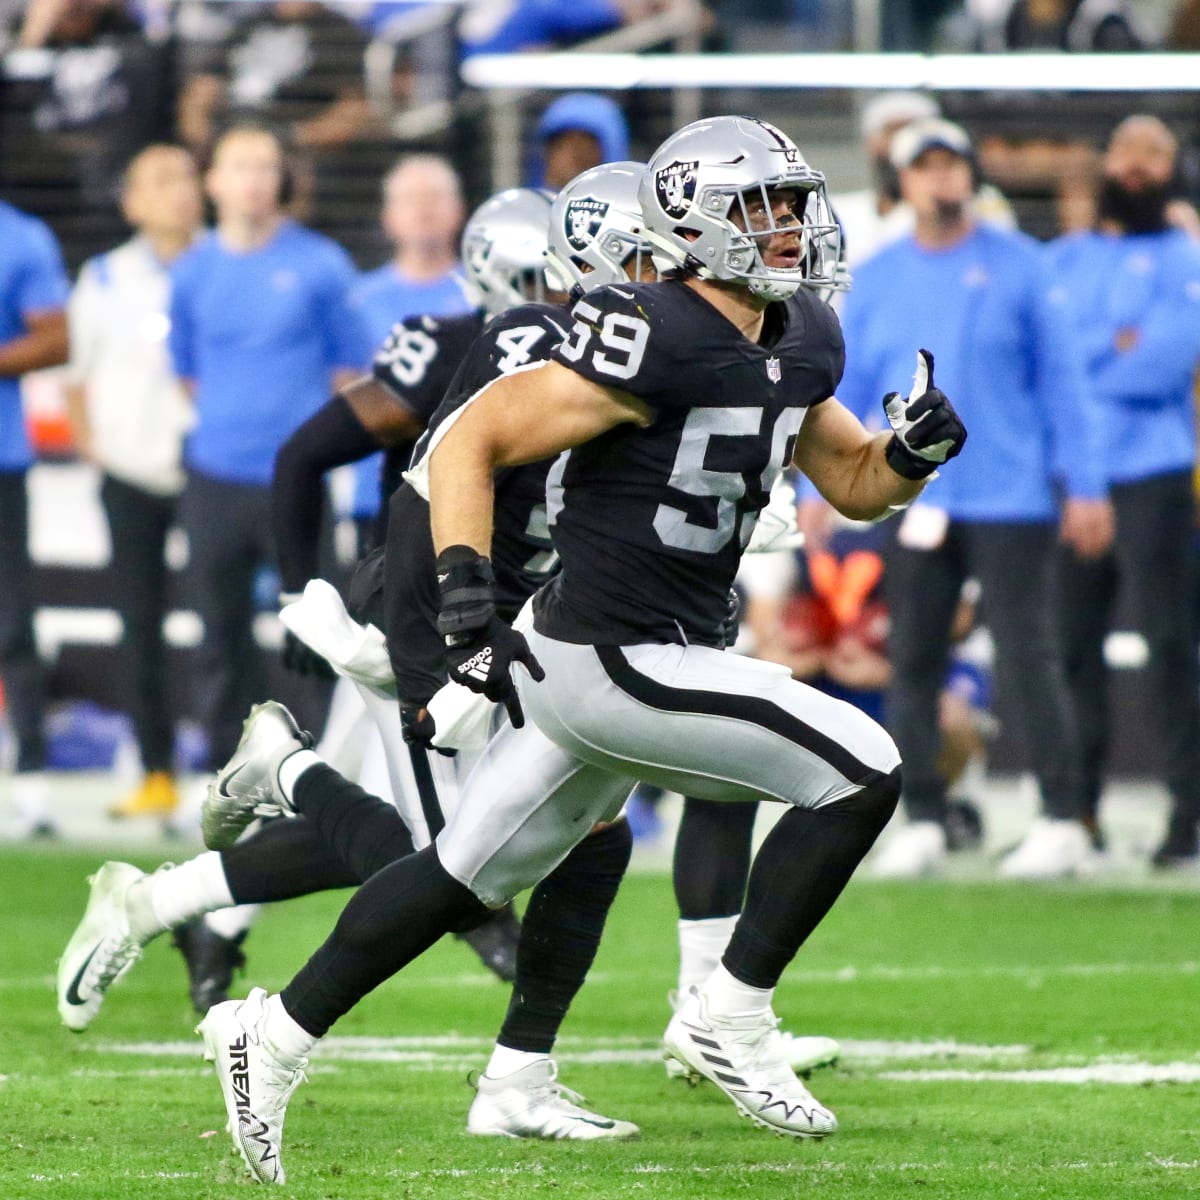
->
[564,197,610,252]
[655,160,699,219]
[766,356,782,384]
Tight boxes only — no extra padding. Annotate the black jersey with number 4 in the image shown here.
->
[535,279,844,647]
[371,310,486,500]
[381,303,570,704]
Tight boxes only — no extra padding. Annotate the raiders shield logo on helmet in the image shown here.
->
[655,159,699,220]
[564,197,610,252]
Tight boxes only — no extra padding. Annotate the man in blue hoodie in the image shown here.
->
[526,93,630,190]
[838,118,1114,879]
[1049,115,1200,868]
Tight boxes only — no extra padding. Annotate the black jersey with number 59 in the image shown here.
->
[534,279,844,647]
[384,303,570,703]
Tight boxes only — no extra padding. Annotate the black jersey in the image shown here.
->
[381,303,571,704]
[534,279,844,647]
[371,310,486,502]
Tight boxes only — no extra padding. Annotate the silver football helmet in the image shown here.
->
[639,116,843,302]
[461,188,555,316]
[544,161,654,293]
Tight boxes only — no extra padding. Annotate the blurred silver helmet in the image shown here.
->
[639,116,843,302]
[544,161,653,293]
[461,188,555,316]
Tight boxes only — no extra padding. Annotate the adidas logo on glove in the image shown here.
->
[459,647,493,682]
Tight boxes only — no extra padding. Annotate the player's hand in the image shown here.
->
[883,349,967,480]
[436,545,546,728]
[281,629,337,680]
[1060,497,1115,561]
[400,702,436,746]
[444,617,546,728]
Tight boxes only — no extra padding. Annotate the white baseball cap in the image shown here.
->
[890,117,973,170]
[860,91,940,140]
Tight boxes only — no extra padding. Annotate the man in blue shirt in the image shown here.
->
[169,123,366,774]
[0,199,70,838]
[348,154,472,542]
[1049,115,1200,868]
[838,118,1114,879]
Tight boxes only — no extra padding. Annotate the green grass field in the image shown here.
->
[4,845,1200,1199]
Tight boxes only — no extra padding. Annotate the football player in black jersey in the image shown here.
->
[57,169,656,1155]
[189,121,965,1173]
[55,188,554,1013]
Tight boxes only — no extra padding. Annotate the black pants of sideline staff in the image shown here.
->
[100,472,176,773]
[1059,469,1200,827]
[885,517,1085,825]
[180,467,333,769]
[0,469,47,772]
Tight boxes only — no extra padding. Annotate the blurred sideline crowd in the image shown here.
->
[2,1,1200,885]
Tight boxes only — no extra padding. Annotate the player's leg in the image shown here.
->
[519,630,902,1137]
[57,748,424,1032]
[197,718,632,1179]
[668,797,840,1077]
[469,816,639,1140]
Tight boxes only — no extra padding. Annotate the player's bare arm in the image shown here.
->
[341,375,426,446]
[429,360,651,555]
[796,348,966,521]
[792,397,923,520]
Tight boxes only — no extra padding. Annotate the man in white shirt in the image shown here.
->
[65,144,202,819]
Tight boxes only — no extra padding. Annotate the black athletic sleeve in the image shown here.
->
[272,394,382,593]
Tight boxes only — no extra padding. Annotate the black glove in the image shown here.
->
[400,701,457,757]
[400,702,437,747]
[281,629,337,680]
[721,585,743,649]
[882,349,967,481]
[436,546,546,728]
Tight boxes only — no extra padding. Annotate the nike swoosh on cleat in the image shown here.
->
[64,945,100,1007]
[217,764,246,801]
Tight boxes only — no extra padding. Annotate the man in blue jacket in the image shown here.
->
[0,200,69,838]
[1049,115,1200,868]
[838,118,1114,879]
[169,124,367,780]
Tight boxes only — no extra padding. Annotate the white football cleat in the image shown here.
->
[467,1058,639,1140]
[998,818,1095,880]
[870,820,947,879]
[664,991,839,1080]
[197,987,308,1185]
[202,701,312,850]
[663,988,837,1139]
[57,862,146,1032]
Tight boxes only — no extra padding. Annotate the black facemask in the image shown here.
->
[872,155,902,204]
[1097,176,1171,234]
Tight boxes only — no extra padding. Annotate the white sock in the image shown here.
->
[486,1044,548,1078]
[126,852,235,942]
[677,915,739,996]
[278,749,323,804]
[701,962,775,1019]
[204,903,260,941]
[264,993,318,1062]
